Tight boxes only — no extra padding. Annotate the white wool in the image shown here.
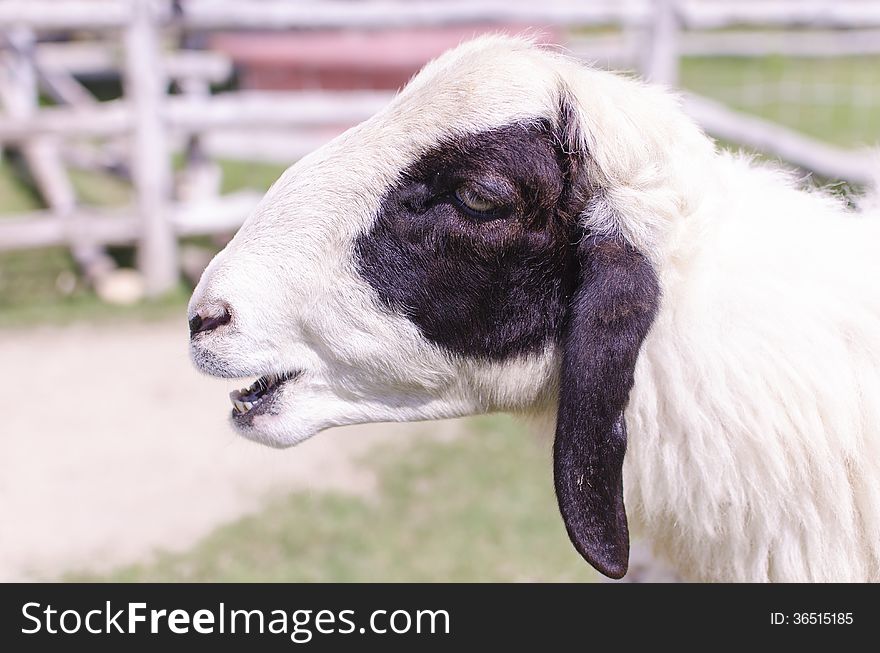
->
[190,36,880,581]
[624,155,880,581]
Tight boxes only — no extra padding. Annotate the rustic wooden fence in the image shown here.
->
[0,0,877,296]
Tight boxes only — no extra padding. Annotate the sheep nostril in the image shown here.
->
[189,307,231,336]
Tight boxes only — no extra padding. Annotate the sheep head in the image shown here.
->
[188,36,701,578]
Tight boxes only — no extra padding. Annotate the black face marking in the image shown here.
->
[353,95,661,579]
[355,120,583,359]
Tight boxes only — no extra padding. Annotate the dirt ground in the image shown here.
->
[0,319,466,581]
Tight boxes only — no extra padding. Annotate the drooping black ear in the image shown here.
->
[554,234,659,579]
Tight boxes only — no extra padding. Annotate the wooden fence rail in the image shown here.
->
[0,91,393,141]
[0,190,263,251]
[4,1,880,31]
[683,95,877,186]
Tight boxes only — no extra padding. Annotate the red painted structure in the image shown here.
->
[210,26,563,90]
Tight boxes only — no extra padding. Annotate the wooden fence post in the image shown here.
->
[123,0,178,296]
[0,27,115,281]
[642,0,680,86]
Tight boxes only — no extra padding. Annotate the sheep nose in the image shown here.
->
[189,307,231,336]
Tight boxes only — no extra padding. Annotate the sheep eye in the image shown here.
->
[453,186,500,218]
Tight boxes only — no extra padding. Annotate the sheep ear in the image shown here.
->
[554,235,659,579]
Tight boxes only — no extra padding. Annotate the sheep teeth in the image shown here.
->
[229,371,298,415]
[229,390,257,414]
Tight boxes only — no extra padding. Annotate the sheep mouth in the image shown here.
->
[229,371,301,422]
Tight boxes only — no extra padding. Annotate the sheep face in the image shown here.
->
[189,38,662,578]
[189,39,575,448]
[190,118,572,444]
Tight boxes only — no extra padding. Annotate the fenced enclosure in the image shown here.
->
[1,0,879,300]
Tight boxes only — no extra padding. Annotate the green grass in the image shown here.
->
[68,166,132,206]
[0,157,133,216]
[74,415,597,583]
[0,156,285,217]
[681,55,880,147]
[219,158,287,194]
[0,279,192,328]
[0,159,42,213]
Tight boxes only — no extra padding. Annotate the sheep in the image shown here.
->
[188,36,880,582]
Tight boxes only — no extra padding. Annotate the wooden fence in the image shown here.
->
[0,0,878,296]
